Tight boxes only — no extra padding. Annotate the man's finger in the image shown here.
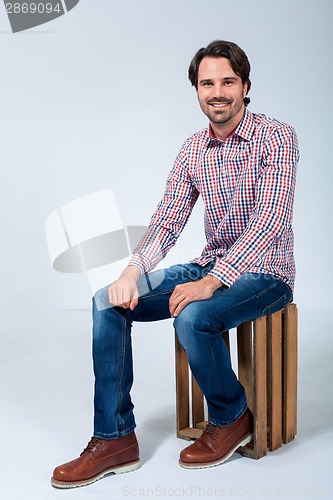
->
[170,295,188,317]
[169,293,177,316]
[129,297,139,311]
[172,297,189,317]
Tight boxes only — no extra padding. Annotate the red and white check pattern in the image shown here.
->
[129,108,299,291]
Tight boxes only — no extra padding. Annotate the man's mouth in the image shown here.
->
[209,101,232,108]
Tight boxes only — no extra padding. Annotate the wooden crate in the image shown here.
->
[175,303,298,459]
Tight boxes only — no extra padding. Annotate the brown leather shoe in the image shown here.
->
[179,408,253,469]
[51,432,140,488]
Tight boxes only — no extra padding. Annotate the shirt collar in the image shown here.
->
[233,107,255,141]
[207,107,255,142]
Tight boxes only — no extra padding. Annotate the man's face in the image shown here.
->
[196,57,248,138]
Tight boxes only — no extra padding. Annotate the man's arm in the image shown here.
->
[128,144,199,275]
[108,265,141,310]
[170,124,299,316]
[109,141,199,308]
[208,124,299,286]
[169,274,223,317]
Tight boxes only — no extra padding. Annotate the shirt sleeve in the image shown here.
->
[208,124,299,286]
[129,143,199,274]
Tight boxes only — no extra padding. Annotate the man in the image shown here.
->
[51,40,299,488]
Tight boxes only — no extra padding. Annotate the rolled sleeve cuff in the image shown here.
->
[128,254,151,275]
[208,261,241,287]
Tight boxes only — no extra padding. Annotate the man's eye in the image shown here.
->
[202,82,213,87]
[224,81,233,86]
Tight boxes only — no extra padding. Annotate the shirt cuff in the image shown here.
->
[208,260,241,287]
[128,254,151,275]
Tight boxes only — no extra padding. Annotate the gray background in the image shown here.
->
[1,1,332,499]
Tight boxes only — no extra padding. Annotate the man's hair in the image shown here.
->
[188,40,251,106]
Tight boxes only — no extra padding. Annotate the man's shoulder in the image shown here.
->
[184,127,210,144]
[247,110,299,155]
[250,110,296,135]
[176,128,210,156]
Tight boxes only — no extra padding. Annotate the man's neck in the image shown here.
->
[210,108,245,140]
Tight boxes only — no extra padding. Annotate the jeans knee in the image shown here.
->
[174,304,209,347]
[93,285,111,313]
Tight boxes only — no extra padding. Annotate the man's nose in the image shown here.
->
[212,84,226,98]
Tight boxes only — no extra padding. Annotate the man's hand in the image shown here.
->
[169,275,223,317]
[108,265,141,310]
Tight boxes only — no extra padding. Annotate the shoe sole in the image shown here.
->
[51,459,141,489]
[179,433,253,469]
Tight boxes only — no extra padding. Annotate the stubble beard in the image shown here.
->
[200,98,244,125]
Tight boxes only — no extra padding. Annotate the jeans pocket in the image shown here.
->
[261,294,288,317]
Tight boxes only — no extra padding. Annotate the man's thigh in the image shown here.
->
[132,262,215,322]
[175,273,292,332]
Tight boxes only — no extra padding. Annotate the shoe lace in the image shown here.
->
[80,437,104,456]
[203,423,219,441]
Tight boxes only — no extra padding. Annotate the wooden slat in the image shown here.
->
[282,304,298,443]
[252,316,268,459]
[267,310,283,451]
[192,374,204,427]
[236,320,256,458]
[222,330,230,355]
[237,321,254,413]
[175,331,190,437]
[178,427,202,440]
[196,420,208,430]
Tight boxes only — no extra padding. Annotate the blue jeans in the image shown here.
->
[92,262,292,439]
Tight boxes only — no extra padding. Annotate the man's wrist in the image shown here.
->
[202,274,224,291]
[122,265,141,281]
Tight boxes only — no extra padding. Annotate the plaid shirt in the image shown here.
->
[129,108,299,291]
